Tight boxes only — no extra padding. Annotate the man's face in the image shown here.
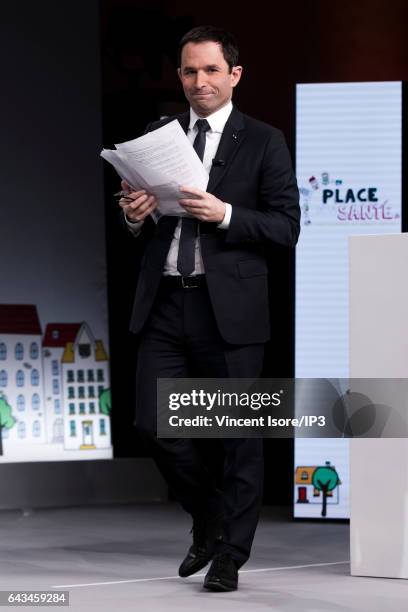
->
[178,41,242,117]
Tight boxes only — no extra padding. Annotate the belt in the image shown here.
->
[160,274,206,289]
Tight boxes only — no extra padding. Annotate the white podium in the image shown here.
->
[349,233,408,578]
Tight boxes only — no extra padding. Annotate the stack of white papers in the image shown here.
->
[101,120,209,215]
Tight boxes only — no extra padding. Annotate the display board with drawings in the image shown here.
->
[294,82,402,518]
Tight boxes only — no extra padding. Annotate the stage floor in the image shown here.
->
[0,503,403,611]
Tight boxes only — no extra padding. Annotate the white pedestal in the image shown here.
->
[349,233,408,578]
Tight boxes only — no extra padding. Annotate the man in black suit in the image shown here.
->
[119,25,300,591]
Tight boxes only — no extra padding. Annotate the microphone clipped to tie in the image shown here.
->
[212,159,225,167]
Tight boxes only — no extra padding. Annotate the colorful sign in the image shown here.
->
[295,82,402,518]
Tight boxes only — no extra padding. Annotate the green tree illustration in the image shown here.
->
[0,393,16,456]
[99,389,112,416]
[312,462,340,518]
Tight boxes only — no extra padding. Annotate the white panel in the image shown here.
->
[350,234,408,578]
[294,82,402,519]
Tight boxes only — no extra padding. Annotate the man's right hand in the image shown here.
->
[119,179,158,223]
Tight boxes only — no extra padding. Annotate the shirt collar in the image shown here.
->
[189,101,233,133]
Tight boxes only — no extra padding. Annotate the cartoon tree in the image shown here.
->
[99,389,112,416]
[0,393,16,456]
[312,461,340,518]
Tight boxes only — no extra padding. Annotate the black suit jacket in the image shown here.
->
[129,106,300,345]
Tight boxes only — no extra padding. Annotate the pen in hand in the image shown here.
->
[114,190,133,202]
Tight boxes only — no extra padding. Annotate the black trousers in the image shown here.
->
[135,277,265,568]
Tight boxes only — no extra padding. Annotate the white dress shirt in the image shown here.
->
[125,101,233,276]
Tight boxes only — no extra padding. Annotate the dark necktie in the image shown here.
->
[177,118,211,276]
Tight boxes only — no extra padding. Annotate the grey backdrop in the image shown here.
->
[0,1,108,343]
[0,0,164,507]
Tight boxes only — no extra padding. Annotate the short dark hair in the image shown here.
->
[178,25,239,72]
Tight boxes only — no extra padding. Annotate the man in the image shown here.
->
[118,25,300,591]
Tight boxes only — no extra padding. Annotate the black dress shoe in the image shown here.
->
[178,514,222,578]
[203,553,238,591]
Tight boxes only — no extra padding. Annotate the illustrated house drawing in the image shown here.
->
[45,322,111,451]
[42,323,82,444]
[1,304,112,458]
[0,304,46,444]
[295,464,341,505]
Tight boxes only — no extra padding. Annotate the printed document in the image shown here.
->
[101,120,209,215]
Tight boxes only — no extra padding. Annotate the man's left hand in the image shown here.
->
[179,186,226,223]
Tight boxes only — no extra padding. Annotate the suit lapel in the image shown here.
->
[177,112,190,135]
[207,107,245,193]
[176,107,246,192]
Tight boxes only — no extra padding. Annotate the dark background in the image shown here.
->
[100,0,408,505]
[3,1,407,507]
